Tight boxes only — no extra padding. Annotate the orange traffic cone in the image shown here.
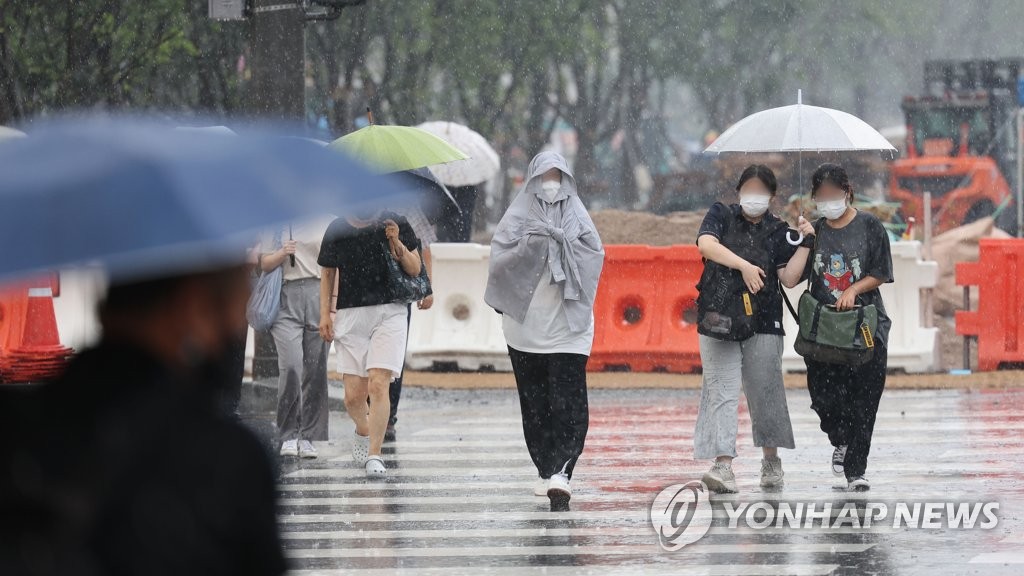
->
[0,280,73,384]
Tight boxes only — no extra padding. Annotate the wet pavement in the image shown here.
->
[260,385,1024,575]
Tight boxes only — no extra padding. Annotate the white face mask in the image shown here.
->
[540,181,561,203]
[739,194,770,218]
[817,199,848,220]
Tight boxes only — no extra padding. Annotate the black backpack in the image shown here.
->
[696,207,786,341]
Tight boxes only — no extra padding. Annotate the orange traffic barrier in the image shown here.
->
[588,245,703,373]
[0,276,74,383]
[955,238,1024,371]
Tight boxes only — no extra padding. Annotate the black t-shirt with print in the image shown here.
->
[317,212,420,310]
[801,210,894,345]
[697,202,799,336]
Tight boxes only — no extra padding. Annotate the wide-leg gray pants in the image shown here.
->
[271,278,329,441]
[693,333,795,460]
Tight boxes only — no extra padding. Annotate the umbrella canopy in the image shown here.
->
[330,124,469,173]
[704,91,896,245]
[396,167,461,221]
[704,91,897,155]
[0,118,411,281]
[416,121,500,186]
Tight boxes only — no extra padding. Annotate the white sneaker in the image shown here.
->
[534,477,549,497]
[352,432,370,465]
[848,476,870,492]
[279,439,298,457]
[832,445,848,477]
[365,455,387,479]
[702,461,738,494]
[298,440,318,459]
[547,473,572,511]
[760,456,784,488]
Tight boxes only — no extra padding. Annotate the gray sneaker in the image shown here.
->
[760,456,784,488]
[832,445,848,477]
[701,461,738,494]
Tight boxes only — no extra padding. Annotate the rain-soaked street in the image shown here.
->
[266,385,1024,575]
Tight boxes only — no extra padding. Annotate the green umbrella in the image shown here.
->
[330,114,469,173]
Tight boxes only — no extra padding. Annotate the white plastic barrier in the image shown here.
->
[782,240,939,373]
[51,267,107,351]
[406,243,511,371]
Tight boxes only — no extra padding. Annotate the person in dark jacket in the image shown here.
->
[0,266,286,576]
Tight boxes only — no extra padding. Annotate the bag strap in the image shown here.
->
[809,300,824,339]
[780,282,799,322]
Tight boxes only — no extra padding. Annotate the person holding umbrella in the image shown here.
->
[318,208,423,479]
[0,267,288,575]
[384,169,446,441]
[0,118,410,575]
[693,164,816,493]
[485,151,604,512]
[260,217,333,459]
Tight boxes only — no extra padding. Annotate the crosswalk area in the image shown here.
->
[275,387,1024,575]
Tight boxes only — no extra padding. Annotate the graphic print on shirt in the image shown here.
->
[813,252,863,299]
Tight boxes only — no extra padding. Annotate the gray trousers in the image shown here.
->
[693,333,795,460]
[271,278,329,441]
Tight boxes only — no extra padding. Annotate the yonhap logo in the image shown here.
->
[650,481,713,551]
[651,479,1001,552]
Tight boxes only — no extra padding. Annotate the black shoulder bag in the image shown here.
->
[696,212,787,341]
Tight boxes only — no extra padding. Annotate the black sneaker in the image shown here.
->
[384,424,397,442]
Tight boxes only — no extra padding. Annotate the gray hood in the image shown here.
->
[484,151,604,332]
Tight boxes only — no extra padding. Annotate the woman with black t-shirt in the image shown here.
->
[317,209,422,479]
[790,163,893,492]
[693,164,816,494]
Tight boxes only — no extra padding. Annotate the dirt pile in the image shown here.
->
[590,209,708,246]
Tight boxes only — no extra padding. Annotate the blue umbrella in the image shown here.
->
[0,118,413,281]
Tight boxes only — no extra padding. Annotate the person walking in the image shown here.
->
[318,209,423,479]
[787,163,893,492]
[385,202,437,441]
[260,217,332,459]
[485,151,605,512]
[693,164,816,493]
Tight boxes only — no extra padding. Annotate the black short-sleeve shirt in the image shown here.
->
[317,212,420,310]
[801,210,894,345]
[697,202,799,335]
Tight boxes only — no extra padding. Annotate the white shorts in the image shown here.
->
[333,302,409,379]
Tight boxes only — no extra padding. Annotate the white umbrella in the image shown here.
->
[416,121,500,187]
[0,126,27,141]
[704,90,897,244]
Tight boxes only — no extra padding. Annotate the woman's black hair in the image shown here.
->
[811,163,854,199]
[735,164,778,196]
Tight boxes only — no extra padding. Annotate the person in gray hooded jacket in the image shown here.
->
[485,151,604,512]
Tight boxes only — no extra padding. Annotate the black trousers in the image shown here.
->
[805,345,888,480]
[388,304,413,427]
[508,346,590,480]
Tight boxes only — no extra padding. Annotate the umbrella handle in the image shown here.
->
[786,229,804,246]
